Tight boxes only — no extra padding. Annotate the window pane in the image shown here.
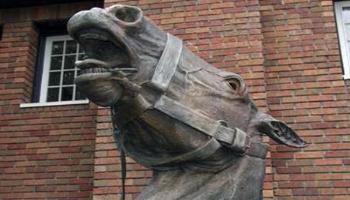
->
[75,90,86,100]
[48,72,61,86]
[61,86,73,101]
[78,45,84,53]
[47,88,59,102]
[63,71,74,85]
[52,41,64,55]
[64,55,76,69]
[66,40,77,54]
[50,56,62,70]
[78,54,86,60]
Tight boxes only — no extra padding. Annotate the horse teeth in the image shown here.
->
[79,67,109,75]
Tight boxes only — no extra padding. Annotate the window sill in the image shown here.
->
[19,100,89,108]
[343,74,350,80]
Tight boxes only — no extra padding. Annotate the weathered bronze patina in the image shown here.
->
[68,5,306,200]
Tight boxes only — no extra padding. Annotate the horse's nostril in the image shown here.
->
[114,6,141,23]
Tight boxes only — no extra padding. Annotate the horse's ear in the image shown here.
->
[254,112,307,148]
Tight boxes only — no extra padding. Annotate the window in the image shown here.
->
[40,35,86,102]
[20,20,89,108]
[20,34,88,108]
[335,1,350,79]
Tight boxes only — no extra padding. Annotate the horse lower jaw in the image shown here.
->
[75,78,123,107]
[137,156,266,200]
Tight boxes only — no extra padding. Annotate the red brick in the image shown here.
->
[1,0,350,199]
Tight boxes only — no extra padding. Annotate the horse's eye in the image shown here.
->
[227,78,240,91]
[224,75,246,95]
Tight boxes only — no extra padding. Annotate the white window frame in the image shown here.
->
[20,35,88,108]
[335,1,350,79]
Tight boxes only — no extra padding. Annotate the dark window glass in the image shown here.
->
[50,56,62,70]
[78,54,85,60]
[61,87,73,101]
[63,71,74,85]
[78,45,84,53]
[47,88,59,102]
[48,72,61,86]
[51,41,64,55]
[64,55,76,69]
[66,40,77,54]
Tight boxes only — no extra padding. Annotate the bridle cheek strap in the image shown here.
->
[150,33,183,91]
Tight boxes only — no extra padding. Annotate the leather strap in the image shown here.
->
[148,140,269,167]
[150,138,221,166]
[154,95,250,154]
[150,33,183,91]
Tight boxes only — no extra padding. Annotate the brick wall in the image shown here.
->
[1,0,350,200]
[0,2,99,199]
[261,0,350,199]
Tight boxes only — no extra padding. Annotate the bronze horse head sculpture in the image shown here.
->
[68,5,306,200]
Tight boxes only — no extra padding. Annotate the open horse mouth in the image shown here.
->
[67,5,143,106]
[68,5,144,82]
[74,28,136,83]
